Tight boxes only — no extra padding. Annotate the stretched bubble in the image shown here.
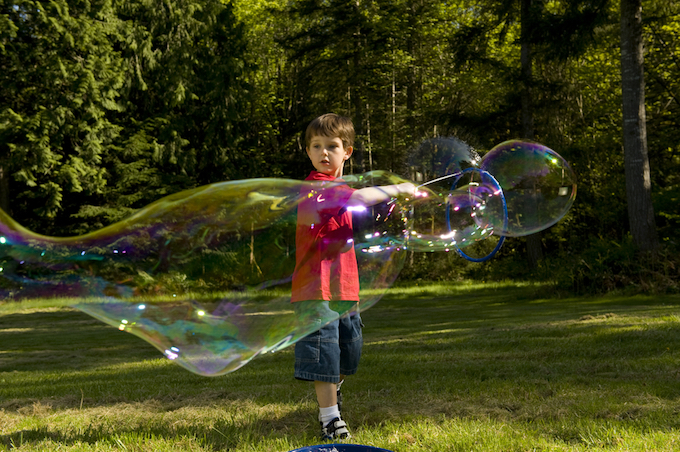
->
[0,172,415,375]
[0,140,577,376]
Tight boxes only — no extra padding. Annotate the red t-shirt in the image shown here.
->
[291,171,360,302]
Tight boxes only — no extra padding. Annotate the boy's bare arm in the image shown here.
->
[346,182,416,208]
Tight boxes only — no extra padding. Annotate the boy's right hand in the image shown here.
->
[398,182,417,197]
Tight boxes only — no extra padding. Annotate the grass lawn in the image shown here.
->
[1,281,680,451]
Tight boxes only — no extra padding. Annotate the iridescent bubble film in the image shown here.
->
[0,172,415,375]
[478,140,577,237]
[404,137,482,254]
[405,138,576,250]
[0,140,576,376]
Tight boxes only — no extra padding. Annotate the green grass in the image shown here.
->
[1,281,680,451]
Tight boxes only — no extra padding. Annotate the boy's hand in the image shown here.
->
[398,182,417,197]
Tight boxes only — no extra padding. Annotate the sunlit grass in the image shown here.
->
[2,281,680,451]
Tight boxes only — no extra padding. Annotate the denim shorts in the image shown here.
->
[294,301,363,383]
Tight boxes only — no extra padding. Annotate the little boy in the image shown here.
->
[291,113,415,441]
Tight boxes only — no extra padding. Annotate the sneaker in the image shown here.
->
[320,417,351,441]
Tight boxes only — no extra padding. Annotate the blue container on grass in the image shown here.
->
[289,444,394,452]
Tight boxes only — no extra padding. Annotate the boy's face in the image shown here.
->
[306,134,353,178]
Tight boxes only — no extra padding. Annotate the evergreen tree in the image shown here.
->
[80,0,253,232]
[0,0,126,233]
[1,0,253,235]
[276,0,449,176]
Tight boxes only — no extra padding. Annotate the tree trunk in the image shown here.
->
[620,0,658,252]
[351,26,365,173]
[521,0,543,267]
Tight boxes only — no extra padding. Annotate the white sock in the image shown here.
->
[319,404,341,425]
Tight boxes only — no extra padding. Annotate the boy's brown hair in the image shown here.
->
[305,113,355,149]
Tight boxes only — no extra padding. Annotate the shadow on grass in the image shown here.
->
[0,406,313,450]
[0,309,160,372]
[354,284,680,428]
[2,282,680,449]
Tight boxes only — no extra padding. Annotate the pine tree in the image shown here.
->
[0,0,126,233]
[1,0,253,234]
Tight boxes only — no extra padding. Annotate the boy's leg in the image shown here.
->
[335,313,362,415]
[292,304,350,440]
[294,319,341,383]
[315,381,338,408]
[338,313,363,377]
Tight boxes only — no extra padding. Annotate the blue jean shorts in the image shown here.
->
[294,301,363,383]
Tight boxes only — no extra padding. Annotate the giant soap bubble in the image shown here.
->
[0,140,576,376]
[478,140,577,237]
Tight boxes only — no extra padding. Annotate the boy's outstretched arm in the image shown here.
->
[346,182,417,208]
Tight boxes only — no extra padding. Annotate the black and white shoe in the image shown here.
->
[320,417,351,441]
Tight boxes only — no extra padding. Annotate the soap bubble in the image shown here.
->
[406,166,502,257]
[406,137,501,259]
[0,172,415,375]
[0,140,576,376]
[405,138,576,259]
[478,140,577,237]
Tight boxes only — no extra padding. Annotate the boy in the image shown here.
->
[291,113,415,441]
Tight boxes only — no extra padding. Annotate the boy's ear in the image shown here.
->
[344,146,354,160]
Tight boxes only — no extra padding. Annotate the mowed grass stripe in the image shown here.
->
[1,282,679,451]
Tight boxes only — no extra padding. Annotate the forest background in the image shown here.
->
[1,0,678,295]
